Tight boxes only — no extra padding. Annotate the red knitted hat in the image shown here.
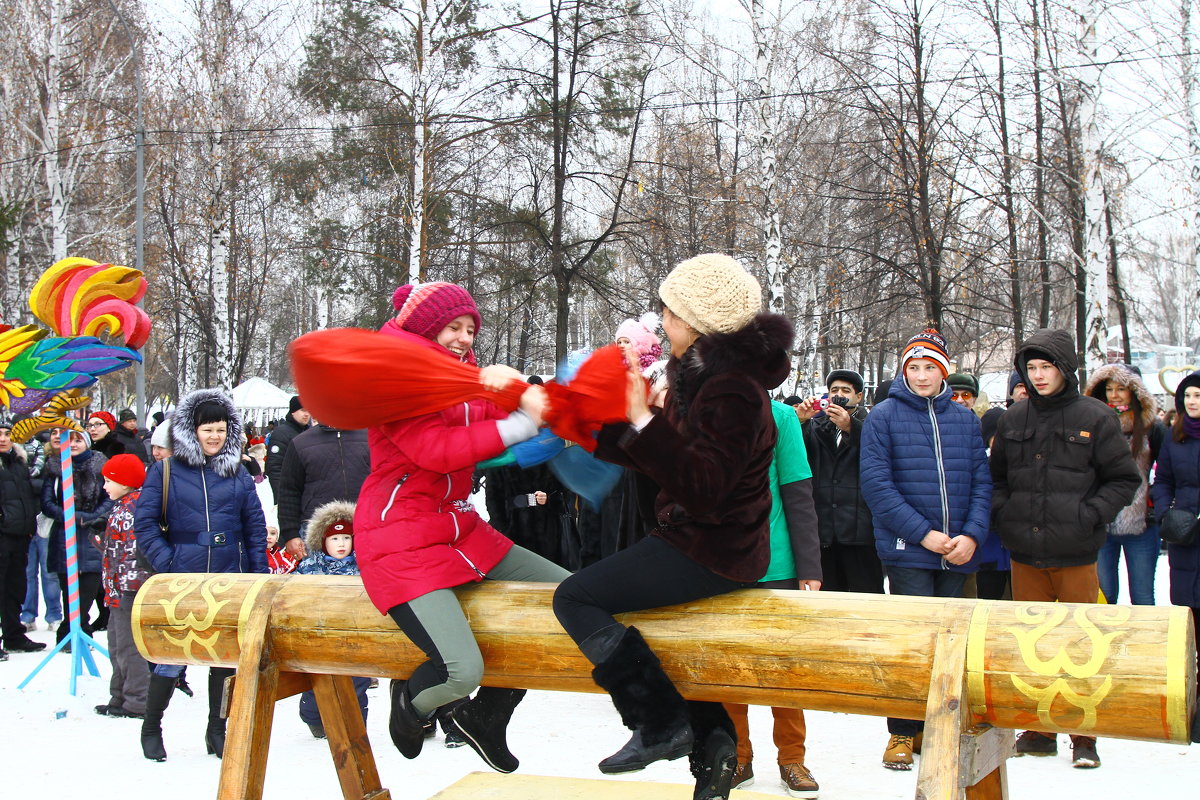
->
[391,282,482,341]
[88,411,117,432]
[102,453,146,489]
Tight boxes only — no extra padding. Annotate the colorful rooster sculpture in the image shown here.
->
[0,258,150,442]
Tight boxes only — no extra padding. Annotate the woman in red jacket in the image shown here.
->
[553,254,794,800]
[353,282,570,774]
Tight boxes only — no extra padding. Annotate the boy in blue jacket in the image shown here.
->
[860,328,991,770]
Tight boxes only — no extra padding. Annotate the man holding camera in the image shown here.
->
[792,370,884,594]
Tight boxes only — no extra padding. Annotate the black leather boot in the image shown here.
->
[205,667,234,758]
[591,626,693,774]
[141,674,176,762]
[389,679,428,759]
[687,702,738,800]
[451,687,528,773]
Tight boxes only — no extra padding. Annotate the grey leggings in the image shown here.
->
[388,544,569,716]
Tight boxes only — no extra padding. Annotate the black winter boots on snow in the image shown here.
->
[141,674,176,762]
[206,667,234,758]
[389,679,428,759]
[451,687,528,773]
[590,626,694,774]
[687,701,739,800]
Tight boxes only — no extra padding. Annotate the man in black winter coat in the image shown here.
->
[0,418,45,657]
[794,370,883,593]
[794,371,883,593]
[990,329,1140,766]
[265,396,311,500]
[277,425,369,560]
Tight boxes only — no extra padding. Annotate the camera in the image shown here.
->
[815,396,849,411]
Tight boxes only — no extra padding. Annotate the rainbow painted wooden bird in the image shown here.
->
[0,324,142,414]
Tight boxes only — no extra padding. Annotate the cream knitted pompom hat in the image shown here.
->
[657,253,763,335]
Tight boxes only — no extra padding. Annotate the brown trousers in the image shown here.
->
[1010,560,1099,605]
[723,702,807,765]
[1010,559,1100,743]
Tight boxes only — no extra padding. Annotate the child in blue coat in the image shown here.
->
[296,501,371,737]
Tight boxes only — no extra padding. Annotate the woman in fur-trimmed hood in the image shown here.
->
[1083,364,1165,605]
[132,388,267,764]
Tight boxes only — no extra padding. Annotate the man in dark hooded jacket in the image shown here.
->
[277,425,370,561]
[990,329,1140,767]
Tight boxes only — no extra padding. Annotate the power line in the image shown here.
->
[2,45,1197,170]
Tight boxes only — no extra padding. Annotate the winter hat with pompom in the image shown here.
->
[657,254,762,336]
[614,312,663,369]
[391,282,482,341]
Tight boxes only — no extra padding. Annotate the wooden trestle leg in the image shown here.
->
[915,630,1011,800]
[312,674,391,800]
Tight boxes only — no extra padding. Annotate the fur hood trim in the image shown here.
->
[676,312,793,390]
[1084,364,1158,426]
[305,500,357,552]
[170,389,244,477]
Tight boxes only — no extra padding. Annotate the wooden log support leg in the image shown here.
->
[312,674,390,800]
[217,582,286,800]
[915,630,1009,800]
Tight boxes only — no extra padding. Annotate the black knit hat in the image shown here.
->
[1022,348,1056,368]
[193,399,231,427]
[289,395,303,414]
[826,369,865,394]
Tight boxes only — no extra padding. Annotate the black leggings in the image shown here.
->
[553,535,747,654]
[56,571,100,642]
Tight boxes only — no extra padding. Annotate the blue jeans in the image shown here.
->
[884,565,969,736]
[885,565,969,599]
[21,534,61,625]
[1097,526,1159,605]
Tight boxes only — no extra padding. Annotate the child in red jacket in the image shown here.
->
[94,454,151,719]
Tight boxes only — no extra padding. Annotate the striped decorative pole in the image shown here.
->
[18,428,109,694]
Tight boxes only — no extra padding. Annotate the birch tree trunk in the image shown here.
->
[1075,0,1108,371]
[1182,0,1200,341]
[407,0,430,285]
[747,0,785,313]
[206,0,235,390]
[43,0,67,261]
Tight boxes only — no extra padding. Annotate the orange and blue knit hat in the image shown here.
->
[391,282,482,341]
[901,328,950,379]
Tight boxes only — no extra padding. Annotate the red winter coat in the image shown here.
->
[354,323,515,612]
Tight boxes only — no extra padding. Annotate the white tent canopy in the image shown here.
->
[231,376,292,409]
[231,377,293,428]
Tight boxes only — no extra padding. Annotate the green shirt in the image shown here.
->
[760,401,814,582]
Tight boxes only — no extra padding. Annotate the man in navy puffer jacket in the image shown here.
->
[860,328,991,771]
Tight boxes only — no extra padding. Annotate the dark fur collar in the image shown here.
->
[669,313,794,413]
[170,388,245,477]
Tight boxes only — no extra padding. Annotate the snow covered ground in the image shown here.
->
[4,558,1197,800]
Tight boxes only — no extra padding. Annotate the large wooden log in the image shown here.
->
[132,574,1196,744]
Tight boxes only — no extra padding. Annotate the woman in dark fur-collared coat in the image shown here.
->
[134,388,268,763]
[553,254,795,800]
[1083,364,1164,605]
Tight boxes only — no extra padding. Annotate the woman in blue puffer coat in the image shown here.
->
[1149,369,1200,742]
[860,328,991,770]
[134,388,268,763]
